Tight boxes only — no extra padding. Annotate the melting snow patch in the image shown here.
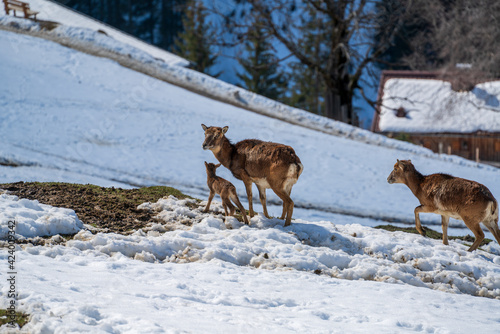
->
[0,193,82,239]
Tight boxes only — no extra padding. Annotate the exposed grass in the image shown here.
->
[375,224,492,247]
[134,185,194,201]
[0,309,29,329]
[0,182,197,233]
[392,132,412,143]
[232,212,248,224]
[16,182,194,201]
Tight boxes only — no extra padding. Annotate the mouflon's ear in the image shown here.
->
[222,126,228,134]
[215,163,221,168]
[201,124,208,131]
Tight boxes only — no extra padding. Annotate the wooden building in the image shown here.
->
[372,71,500,167]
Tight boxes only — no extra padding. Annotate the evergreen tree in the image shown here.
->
[157,0,184,51]
[285,63,324,115]
[236,21,287,100]
[174,0,219,76]
[284,6,326,115]
[57,0,184,51]
[133,0,157,43]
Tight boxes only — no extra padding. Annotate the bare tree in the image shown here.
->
[174,0,220,76]
[378,0,500,87]
[432,0,500,80]
[214,0,410,125]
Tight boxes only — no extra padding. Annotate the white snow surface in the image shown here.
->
[379,78,500,133]
[1,7,500,332]
[0,194,82,239]
[1,196,500,333]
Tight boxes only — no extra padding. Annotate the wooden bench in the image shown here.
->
[3,0,39,20]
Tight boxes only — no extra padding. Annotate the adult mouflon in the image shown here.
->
[202,124,303,226]
[388,159,500,251]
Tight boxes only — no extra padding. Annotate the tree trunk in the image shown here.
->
[324,83,355,125]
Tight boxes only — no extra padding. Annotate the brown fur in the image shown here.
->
[387,159,500,251]
[202,124,303,226]
[204,162,249,225]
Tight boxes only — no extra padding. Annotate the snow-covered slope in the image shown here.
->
[1,6,500,332]
[0,5,463,157]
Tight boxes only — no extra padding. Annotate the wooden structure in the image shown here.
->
[385,132,500,166]
[3,0,39,20]
[372,71,500,167]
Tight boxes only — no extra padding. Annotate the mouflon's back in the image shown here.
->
[422,173,497,220]
[235,139,303,180]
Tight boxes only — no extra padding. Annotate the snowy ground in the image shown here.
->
[1,195,500,333]
[8,246,500,333]
[0,194,81,240]
[1,4,500,332]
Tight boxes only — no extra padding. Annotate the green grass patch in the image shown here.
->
[0,182,198,233]
[232,212,249,224]
[392,132,412,143]
[0,309,29,329]
[13,182,194,202]
[133,185,194,201]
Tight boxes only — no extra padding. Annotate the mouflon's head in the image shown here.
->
[201,124,228,151]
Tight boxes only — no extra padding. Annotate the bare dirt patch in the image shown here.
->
[0,182,196,234]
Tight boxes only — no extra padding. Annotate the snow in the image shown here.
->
[0,194,82,239]
[0,166,134,189]
[69,196,500,299]
[379,78,500,133]
[2,196,500,333]
[1,3,500,332]
[8,248,500,333]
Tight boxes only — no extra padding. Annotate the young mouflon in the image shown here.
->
[204,161,249,225]
[388,159,500,251]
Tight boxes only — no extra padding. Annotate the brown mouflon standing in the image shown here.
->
[204,161,250,225]
[202,124,303,227]
[387,159,500,251]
